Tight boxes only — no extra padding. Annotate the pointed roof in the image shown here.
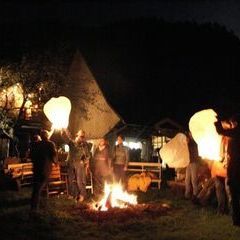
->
[154,117,183,130]
[65,51,122,139]
[153,117,184,138]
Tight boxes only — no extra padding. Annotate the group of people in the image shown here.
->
[184,115,240,227]
[62,130,130,202]
[29,128,130,214]
[29,115,240,227]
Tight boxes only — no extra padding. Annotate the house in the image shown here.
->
[1,50,184,164]
[153,117,185,151]
[106,117,184,162]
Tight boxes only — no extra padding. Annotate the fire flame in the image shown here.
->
[93,182,137,211]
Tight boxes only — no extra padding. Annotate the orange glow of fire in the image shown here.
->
[197,134,222,161]
[92,182,137,211]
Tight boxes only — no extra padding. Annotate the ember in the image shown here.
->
[73,202,172,223]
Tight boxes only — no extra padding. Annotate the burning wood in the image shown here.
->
[72,202,172,223]
[92,182,138,211]
[95,193,135,211]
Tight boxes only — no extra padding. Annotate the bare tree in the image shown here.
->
[0,47,72,128]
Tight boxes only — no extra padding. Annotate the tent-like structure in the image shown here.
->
[65,51,122,139]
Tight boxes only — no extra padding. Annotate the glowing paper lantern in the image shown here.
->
[160,133,190,168]
[189,109,222,161]
[43,96,71,129]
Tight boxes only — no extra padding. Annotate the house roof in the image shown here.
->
[154,118,184,131]
[154,118,184,138]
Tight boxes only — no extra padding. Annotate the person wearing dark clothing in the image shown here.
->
[215,115,240,226]
[92,137,112,200]
[30,129,57,213]
[185,131,200,200]
[112,135,129,185]
[212,136,231,215]
[214,175,229,214]
[27,134,41,159]
[62,129,92,202]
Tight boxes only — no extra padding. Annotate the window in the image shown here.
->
[152,136,171,150]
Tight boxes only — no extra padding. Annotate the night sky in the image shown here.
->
[2,1,240,37]
[2,0,240,128]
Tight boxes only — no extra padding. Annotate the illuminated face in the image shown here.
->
[99,138,106,146]
[75,134,85,143]
[230,120,238,128]
[117,136,123,145]
[222,120,238,129]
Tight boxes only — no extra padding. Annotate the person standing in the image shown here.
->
[112,134,129,185]
[62,129,92,202]
[30,129,57,214]
[185,131,200,201]
[92,137,112,200]
[215,115,240,226]
[212,135,231,214]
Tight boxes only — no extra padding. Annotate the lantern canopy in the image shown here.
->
[43,96,71,129]
[160,133,190,168]
[189,109,222,161]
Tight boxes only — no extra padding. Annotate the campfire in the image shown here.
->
[71,182,172,223]
[92,182,138,211]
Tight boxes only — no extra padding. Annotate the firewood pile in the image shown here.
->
[71,202,172,223]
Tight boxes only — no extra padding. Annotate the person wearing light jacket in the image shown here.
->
[112,134,129,186]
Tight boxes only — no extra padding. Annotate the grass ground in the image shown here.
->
[0,186,240,240]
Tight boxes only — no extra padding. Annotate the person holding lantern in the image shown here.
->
[62,129,92,202]
[214,114,240,226]
[30,129,57,214]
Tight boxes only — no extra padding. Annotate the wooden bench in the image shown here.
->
[127,161,162,189]
[44,163,68,198]
[7,163,33,186]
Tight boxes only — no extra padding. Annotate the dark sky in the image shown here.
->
[2,0,240,127]
[2,0,240,37]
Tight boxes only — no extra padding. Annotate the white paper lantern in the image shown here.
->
[43,96,71,129]
[189,109,222,161]
[160,133,190,168]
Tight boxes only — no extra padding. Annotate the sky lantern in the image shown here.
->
[43,96,71,130]
[160,133,190,168]
[189,109,222,161]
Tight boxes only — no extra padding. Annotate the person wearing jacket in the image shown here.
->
[62,129,92,202]
[215,115,240,226]
[30,129,57,214]
[112,134,129,186]
[92,137,112,200]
